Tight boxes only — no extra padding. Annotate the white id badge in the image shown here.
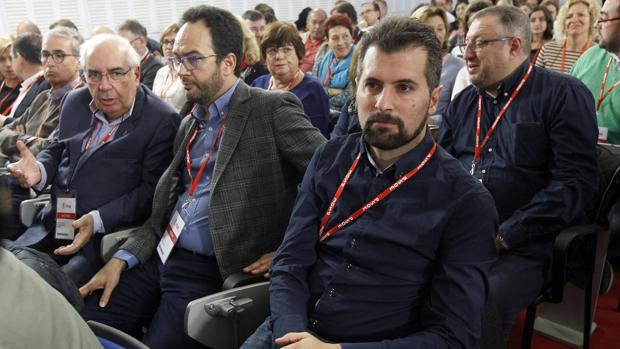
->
[55,194,76,240]
[157,210,186,264]
[599,127,609,143]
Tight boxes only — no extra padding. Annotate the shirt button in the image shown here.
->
[481,169,486,174]
[350,238,357,247]
[328,288,335,296]
[346,263,353,270]
[206,176,210,180]
[479,178,483,183]
[504,92,509,97]
[488,148,493,153]
[208,127,213,132]
[311,319,320,328]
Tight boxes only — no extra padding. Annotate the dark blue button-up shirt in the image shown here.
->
[269,131,498,348]
[438,59,598,250]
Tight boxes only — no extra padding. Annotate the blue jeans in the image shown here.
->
[241,318,273,349]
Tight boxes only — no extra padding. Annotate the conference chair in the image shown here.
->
[89,320,150,349]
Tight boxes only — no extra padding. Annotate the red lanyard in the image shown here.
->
[319,142,438,242]
[141,53,151,65]
[560,40,589,73]
[321,55,337,87]
[268,70,302,91]
[597,57,620,112]
[531,47,542,64]
[185,117,227,196]
[83,119,122,152]
[471,62,534,174]
[0,80,20,115]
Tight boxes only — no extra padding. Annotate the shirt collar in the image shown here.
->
[477,58,530,100]
[611,52,620,69]
[360,127,436,180]
[88,91,136,125]
[140,49,149,61]
[50,76,81,103]
[19,70,43,92]
[191,78,241,123]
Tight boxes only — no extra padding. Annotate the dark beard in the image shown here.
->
[362,112,427,150]
[185,68,224,106]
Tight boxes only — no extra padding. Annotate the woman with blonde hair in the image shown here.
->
[535,0,600,73]
[236,15,269,85]
[152,23,187,112]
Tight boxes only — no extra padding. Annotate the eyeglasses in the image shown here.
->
[85,68,132,84]
[41,51,77,64]
[162,39,175,46]
[265,46,295,58]
[168,54,216,71]
[596,16,620,25]
[457,36,514,54]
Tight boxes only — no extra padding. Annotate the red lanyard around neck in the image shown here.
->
[597,57,620,112]
[560,39,589,73]
[471,62,534,174]
[321,55,337,87]
[319,142,437,242]
[83,117,123,152]
[185,117,227,196]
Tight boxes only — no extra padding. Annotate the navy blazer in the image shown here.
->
[28,85,180,241]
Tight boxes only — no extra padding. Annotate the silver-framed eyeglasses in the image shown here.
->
[168,54,216,71]
[85,68,132,84]
[265,46,295,58]
[41,50,77,64]
[457,36,514,54]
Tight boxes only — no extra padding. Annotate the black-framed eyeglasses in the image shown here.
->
[168,54,216,71]
[596,16,620,25]
[265,46,295,57]
[41,51,77,64]
[85,68,132,84]
[162,39,175,46]
[457,36,514,54]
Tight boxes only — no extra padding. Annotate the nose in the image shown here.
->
[98,74,113,90]
[374,86,395,113]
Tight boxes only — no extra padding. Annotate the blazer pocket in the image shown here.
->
[512,122,548,168]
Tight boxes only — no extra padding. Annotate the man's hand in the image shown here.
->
[54,214,94,255]
[243,251,275,277]
[7,140,41,188]
[79,257,126,307]
[275,332,341,349]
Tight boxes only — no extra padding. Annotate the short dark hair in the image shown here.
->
[325,14,354,38]
[529,6,554,41]
[260,21,305,62]
[332,2,358,24]
[181,5,244,76]
[12,33,42,65]
[117,19,147,38]
[473,5,532,53]
[242,10,265,22]
[464,0,493,31]
[49,19,78,32]
[357,17,443,92]
[254,3,277,23]
[295,7,313,31]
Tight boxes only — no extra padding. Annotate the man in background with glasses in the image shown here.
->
[7,33,179,288]
[79,5,325,349]
[439,5,598,332]
[117,20,163,90]
[572,0,620,144]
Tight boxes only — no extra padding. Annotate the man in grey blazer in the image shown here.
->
[80,6,326,349]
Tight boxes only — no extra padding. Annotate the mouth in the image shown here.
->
[181,79,195,91]
[98,97,117,107]
[369,121,398,130]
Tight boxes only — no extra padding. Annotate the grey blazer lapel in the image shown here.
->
[211,83,251,190]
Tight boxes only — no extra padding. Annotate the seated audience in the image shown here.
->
[542,0,560,20]
[571,0,620,144]
[15,20,41,36]
[255,3,278,23]
[49,19,79,33]
[6,33,50,123]
[8,34,180,286]
[374,0,388,19]
[0,36,20,117]
[448,0,469,51]
[412,5,464,125]
[153,23,187,112]
[79,6,325,349]
[243,9,267,43]
[529,6,554,61]
[535,0,600,73]
[299,8,328,73]
[315,14,356,112]
[117,20,164,90]
[439,6,598,331]
[295,7,313,34]
[330,46,361,139]
[237,15,270,85]
[331,1,364,43]
[360,1,381,30]
[242,17,498,349]
[253,22,330,136]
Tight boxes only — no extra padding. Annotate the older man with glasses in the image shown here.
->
[571,0,620,145]
[439,5,598,332]
[8,33,180,287]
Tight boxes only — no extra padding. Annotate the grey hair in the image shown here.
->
[44,27,82,57]
[80,33,140,71]
[471,5,532,54]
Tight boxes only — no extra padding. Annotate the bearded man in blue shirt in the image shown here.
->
[243,17,499,349]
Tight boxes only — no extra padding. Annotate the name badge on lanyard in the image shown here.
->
[599,126,609,143]
[157,209,186,264]
[55,191,77,240]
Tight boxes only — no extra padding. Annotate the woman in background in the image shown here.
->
[529,6,554,62]
[152,24,186,113]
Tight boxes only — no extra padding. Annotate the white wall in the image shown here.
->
[0,0,419,38]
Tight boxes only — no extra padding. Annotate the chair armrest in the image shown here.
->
[223,272,268,290]
[19,194,50,227]
[100,228,138,262]
[87,320,149,349]
[185,281,270,348]
[548,224,599,303]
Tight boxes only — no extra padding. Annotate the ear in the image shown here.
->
[132,65,141,83]
[220,53,237,77]
[427,84,443,115]
[509,37,524,57]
